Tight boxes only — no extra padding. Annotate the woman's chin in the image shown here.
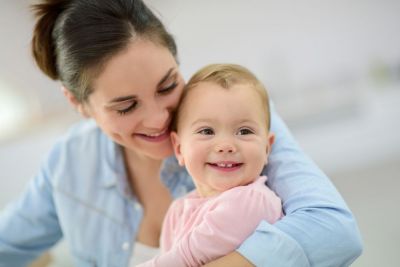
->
[145,143,174,160]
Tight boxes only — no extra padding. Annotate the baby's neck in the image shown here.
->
[195,183,222,198]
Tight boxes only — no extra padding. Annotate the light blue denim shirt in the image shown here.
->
[0,107,362,267]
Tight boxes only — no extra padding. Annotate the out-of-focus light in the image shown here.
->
[0,80,31,140]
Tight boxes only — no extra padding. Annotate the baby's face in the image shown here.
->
[171,82,274,197]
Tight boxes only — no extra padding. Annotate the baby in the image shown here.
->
[138,64,283,267]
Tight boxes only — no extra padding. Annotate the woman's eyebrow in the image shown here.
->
[157,68,175,87]
[105,95,137,107]
[106,68,175,105]
[108,95,137,104]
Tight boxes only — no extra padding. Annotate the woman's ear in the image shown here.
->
[62,86,90,118]
[170,131,185,166]
[266,132,275,156]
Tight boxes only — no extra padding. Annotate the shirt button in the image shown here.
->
[134,203,141,210]
[122,242,130,251]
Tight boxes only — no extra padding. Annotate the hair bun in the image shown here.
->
[31,0,69,80]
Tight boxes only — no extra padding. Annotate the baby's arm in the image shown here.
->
[138,181,282,267]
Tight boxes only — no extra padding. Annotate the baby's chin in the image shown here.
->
[153,146,175,160]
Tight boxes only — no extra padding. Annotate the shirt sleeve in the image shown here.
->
[138,183,282,267]
[0,147,62,267]
[236,104,363,267]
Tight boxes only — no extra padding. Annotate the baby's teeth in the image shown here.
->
[216,163,234,168]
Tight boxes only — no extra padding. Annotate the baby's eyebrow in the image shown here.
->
[191,119,214,127]
[236,119,258,125]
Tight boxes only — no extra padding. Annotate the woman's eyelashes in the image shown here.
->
[158,81,178,94]
[115,80,177,116]
[116,101,138,115]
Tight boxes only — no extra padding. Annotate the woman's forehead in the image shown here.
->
[91,40,179,97]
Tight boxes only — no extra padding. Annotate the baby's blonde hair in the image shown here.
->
[173,63,271,132]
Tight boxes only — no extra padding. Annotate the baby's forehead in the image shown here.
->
[179,84,268,123]
[185,81,258,98]
[184,81,269,125]
[185,82,264,109]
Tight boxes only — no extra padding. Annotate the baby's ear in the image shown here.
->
[170,131,185,166]
[266,132,275,156]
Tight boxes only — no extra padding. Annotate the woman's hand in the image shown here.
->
[203,251,254,267]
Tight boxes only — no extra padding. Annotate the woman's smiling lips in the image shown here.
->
[206,161,243,172]
[135,128,170,142]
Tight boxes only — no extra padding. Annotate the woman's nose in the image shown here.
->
[142,104,169,129]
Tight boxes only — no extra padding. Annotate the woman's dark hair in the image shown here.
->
[32,0,177,102]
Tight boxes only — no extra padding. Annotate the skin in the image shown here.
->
[203,251,255,267]
[78,40,183,160]
[171,82,275,197]
[64,39,182,247]
[63,39,255,266]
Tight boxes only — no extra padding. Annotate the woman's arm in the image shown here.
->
[206,104,363,267]
[0,149,62,267]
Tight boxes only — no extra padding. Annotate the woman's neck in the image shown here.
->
[123,148,162,175]
[122,148,164,203]
[123,148,173,247]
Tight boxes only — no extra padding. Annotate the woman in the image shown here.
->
[0,0,362,266]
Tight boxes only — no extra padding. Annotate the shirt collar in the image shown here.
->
[101,135,123,188]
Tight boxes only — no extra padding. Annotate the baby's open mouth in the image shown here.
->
[207,162,243,172]
[207,162,243,168]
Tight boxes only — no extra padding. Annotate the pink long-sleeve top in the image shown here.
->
[137,176,283,267]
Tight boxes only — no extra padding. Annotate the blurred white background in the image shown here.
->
[1,0,399,266]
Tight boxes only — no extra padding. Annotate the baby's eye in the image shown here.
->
[237,128,254,135]
[197,128,214,135]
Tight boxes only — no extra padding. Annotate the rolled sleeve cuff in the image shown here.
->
[237,221,310,267]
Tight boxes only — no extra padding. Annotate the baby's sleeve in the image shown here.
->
[178,182,282,266]
[159,199,183,253]
[138,180,282,267]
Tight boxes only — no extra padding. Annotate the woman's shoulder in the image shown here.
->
[51,119,110,154]
[43,120,123,200]
[61,119,104,144]
[44,119,116,178]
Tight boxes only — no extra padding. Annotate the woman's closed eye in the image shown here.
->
[116,101,138,115]
[158,81,178,95]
